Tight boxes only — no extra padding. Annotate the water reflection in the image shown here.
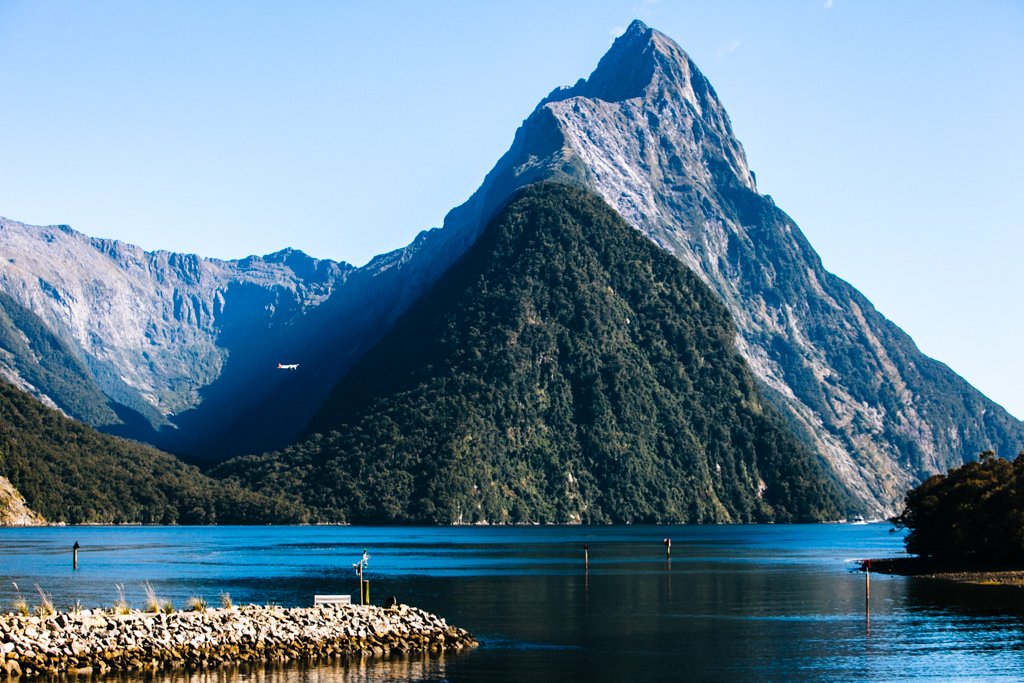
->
[3,525,1024,681]
[117,652,454,683]
[905,576,1024,617]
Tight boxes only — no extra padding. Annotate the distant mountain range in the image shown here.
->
[0,20,1020,522]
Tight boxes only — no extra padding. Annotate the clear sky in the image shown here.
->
[0,1,1021,421]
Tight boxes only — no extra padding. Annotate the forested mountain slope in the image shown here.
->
[0,379,306,524]
[215,183,844,524]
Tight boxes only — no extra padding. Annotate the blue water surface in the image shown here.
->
[1,524,1022,682]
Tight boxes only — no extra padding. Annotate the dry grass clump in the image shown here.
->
[10,582,29,616]
[142,581,161,613]
[34,584,54,617]
[219,592,233,609]
[186,596,207,612]
[11,596,29,617]
[113,583,132,615]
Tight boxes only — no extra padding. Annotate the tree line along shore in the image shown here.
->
[866,450,1024,586]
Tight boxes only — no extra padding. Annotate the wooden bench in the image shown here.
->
[314,594,352,607]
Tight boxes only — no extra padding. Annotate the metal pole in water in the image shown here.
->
[72,541,80,570]
[353,548,369,606]
[664,538,671,558]
[584,544,589,570]
[864,559,872,637]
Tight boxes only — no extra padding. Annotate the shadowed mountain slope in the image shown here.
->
[0,378,306,524]
[215,183,844,524]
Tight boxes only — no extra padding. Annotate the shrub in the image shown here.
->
[894,451,1024,563]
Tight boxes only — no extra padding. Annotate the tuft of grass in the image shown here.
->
[160,601,174,614]
[68,600,83,615]
[219,592,233,609]
[113,583,131,615]
[141,581,160,613]
[186,596,207,613]
[12,597,29,617]
[34,584,54,617]
[11,582,29,616]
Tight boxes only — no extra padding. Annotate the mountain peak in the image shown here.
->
[542,20,694,105]
[529,20,756,210]
[611,19,657,58]
[624,18,650,34]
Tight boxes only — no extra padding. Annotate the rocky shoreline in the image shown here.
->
[0,604,477,678]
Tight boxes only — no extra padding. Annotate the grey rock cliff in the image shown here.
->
[0,217,351,447]
[0,476,44,526]
[486,20,1023,514]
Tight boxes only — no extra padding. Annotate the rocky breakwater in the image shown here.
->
[0,604,477,678]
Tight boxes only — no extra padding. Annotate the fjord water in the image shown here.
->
[2,525,1022,682]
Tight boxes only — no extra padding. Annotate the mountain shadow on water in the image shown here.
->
[214,183,846,524]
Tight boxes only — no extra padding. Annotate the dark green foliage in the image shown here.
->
[0,379,307,524]
[216,183,843,524]
[895,451,1024,563]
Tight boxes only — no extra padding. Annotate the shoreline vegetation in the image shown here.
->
[0,603,476,678]
[861,451,1024,588]
[860,557,1024,588]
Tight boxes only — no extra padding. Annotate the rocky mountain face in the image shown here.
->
[483,20,1023,514]
[217,184,844,524]
[0,475,44,526]
[0,216,358,455]
[0,289,124,427]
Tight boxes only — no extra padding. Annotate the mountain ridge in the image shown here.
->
[0,215,351,412]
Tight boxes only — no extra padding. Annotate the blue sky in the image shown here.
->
[0,1,1021,421]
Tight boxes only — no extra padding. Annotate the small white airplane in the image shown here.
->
[277,363,300,370]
